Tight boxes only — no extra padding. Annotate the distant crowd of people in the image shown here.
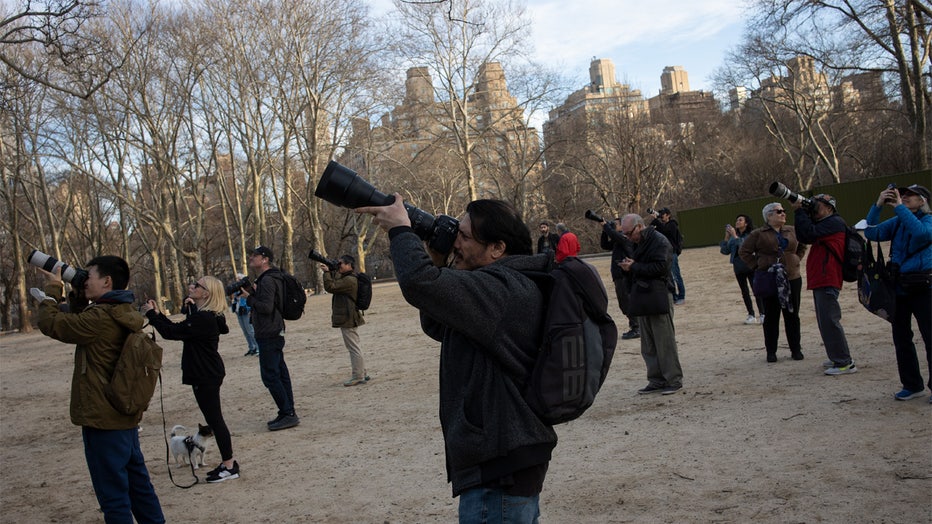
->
[28,182,930,523]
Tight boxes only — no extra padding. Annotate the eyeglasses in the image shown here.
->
[190,281,206,291]
[772,209,786,215]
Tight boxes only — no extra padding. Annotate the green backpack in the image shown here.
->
[104,322,163,416]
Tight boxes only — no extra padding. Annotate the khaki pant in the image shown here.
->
[341,327,366,379]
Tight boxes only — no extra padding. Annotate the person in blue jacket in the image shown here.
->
[720,214,764,325]
[864,184,932,402]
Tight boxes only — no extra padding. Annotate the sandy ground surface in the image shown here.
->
[1,246,930,523]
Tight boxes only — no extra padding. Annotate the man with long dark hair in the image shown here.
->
[359,197,557,523]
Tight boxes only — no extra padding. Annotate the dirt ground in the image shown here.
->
[1,246,930,523]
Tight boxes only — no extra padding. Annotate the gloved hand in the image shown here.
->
[29,288,55,303]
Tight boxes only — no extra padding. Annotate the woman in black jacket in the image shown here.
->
[141,276,239,483]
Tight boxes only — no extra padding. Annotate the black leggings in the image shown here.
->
[735,271,764,317]
[192,383,234,462]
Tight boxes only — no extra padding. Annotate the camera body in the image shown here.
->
[768,182,812,208]
[315,161,460,255]
[27,250,89,288]
[308,249,339,271]
[225,276,252,296]
[584,210,615,229]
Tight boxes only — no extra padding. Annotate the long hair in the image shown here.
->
[464,199,532,255]
[735,214,755,235]
[199,276,228,313]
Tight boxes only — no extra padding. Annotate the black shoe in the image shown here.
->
[791,350,804,361]
[637,384,665,395]
[267,414,286,426]
[621,330,640,340]
[206,461,240,483]
[268,414,299,431]
[661,384,682,395]
[767,353,778,363]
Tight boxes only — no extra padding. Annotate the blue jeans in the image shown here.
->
[670,254,685,301]
[458,488,540,524]
[257,335,295,415]
[82,426,164,524]
[812,287,852,365]
[237,312,259,353]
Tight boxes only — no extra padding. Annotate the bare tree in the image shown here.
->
[391,0,542,202]
[738,0,931,170]
[0,0,143,101]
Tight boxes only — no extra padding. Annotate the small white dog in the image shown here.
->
[169,424,213,469]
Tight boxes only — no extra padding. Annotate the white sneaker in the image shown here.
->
[759,315,765,324]
[745,315,757,325]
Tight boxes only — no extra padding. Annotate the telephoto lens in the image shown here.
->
[768,182,812,208]
[27,250,89,288]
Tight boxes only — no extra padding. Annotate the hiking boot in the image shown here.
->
[637,384,665,395]
[268,414,299,431]
[824,362,857,376]
[893,389,925,401]
[206,461,240,483]
[621,329,640,340]
[744,315,757,325]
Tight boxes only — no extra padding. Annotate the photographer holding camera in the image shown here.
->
[141,276,240,483]
[357,195,557,523]
[33,255,165,522]
[589,211,639,340]
[650,208,686,305]
[792,194,857,375]
[241,246,300,431]
[864,183,932,401]
[320,254,369,387]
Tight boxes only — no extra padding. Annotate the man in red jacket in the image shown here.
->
[793,194,856,375]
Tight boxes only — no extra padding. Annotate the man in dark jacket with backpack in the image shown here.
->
[359,196,557,523]
[242,245,299,430]
[793,195,856,376]
[321,255,368,387]
[35,256,165,523]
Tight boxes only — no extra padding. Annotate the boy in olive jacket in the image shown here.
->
[35,255,164,523]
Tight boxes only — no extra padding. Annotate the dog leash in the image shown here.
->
[157,373,201,488]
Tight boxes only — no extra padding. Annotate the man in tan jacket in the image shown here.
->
[35,255,164,523]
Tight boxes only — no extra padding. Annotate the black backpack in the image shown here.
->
[355,272,372,311]
[824,225,865,282]
[275,271,307,320]
[522,257,618,425]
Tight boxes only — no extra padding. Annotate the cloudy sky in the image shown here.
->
[371,0,749,97]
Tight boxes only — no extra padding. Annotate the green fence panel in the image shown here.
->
[678,170,931,248]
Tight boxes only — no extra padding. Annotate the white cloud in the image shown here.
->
[529,0,744,67]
